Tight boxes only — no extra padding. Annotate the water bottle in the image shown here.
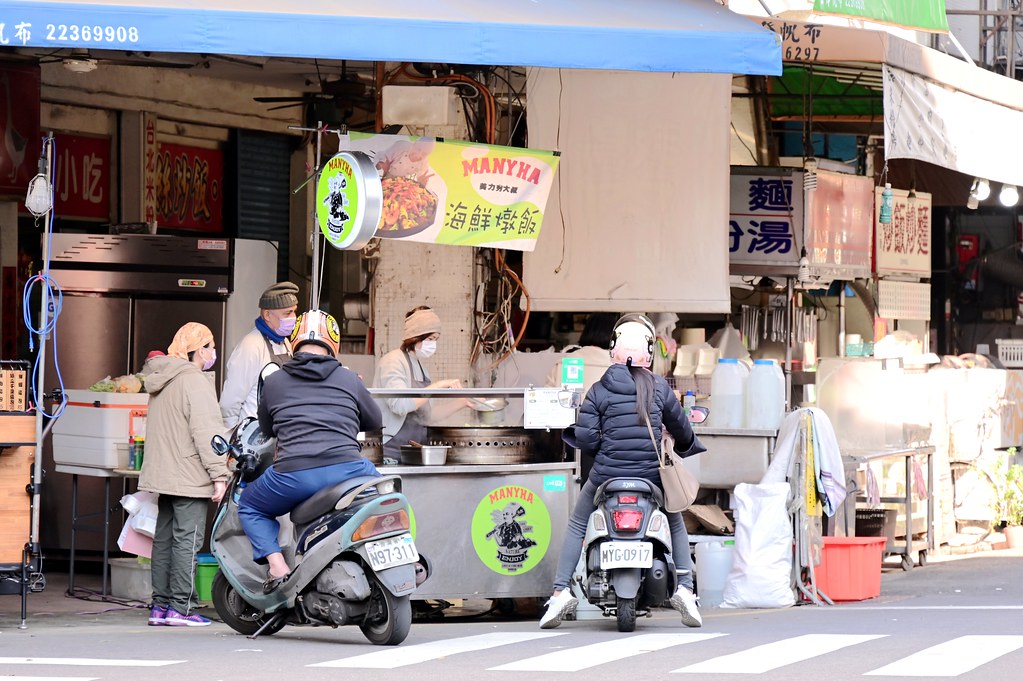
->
[709,358,748,429]
[683,390,696,419]
[746,359,785,430]
[135,436,145,470]
[128,436,137,470]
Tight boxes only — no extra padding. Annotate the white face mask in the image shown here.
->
[416,339,438,358]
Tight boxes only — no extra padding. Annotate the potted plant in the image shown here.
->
[992,455,1023,548]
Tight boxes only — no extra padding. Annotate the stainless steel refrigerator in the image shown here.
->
[41,234,233,555]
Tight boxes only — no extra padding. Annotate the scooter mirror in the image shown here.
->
[688,405,709,425]
[211,434,231,456]
[557,388,583,410]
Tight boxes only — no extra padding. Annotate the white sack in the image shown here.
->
[720,482,795,609]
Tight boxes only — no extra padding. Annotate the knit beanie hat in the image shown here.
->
[259,281,299,310]
[403,308,442,341]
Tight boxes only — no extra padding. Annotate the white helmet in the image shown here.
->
[609,313,656,368]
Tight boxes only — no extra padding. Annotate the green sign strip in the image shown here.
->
[812,0,949,33]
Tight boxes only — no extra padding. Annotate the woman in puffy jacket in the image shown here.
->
[539,314,706,630]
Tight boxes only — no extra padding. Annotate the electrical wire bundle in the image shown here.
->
[21,134,67,419]
[470,249,531,381]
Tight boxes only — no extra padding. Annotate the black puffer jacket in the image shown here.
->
[576,363,705,485]
[258,352,382,473]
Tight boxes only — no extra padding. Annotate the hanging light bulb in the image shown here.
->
[798,247,811,283]
[879,183,894,224]
[967,193,979,210]
[1000,184,1019,207]
[975,179,991,201]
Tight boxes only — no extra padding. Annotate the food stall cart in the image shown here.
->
[368,386,579,600]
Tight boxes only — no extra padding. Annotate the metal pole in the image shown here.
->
[309,121,323,309]
[785,277,794,411]
[30,136,53,566]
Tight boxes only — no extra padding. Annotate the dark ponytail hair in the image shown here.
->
[629,363,656,420]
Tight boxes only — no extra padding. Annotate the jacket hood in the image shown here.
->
[598,363,638,396]
[144,356,201,394]
[283,352,341,381]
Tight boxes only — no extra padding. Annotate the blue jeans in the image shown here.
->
[552,479,694,591]
[238,458,379,562]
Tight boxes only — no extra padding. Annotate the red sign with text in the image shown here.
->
[53,133,111,221]
[155,142,224,232]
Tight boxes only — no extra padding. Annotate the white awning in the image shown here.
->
[3,0,782,75]
[757,18,1023,187]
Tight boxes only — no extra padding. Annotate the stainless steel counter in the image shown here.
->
[381,461,577,599]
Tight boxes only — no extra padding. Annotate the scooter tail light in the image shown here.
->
[648,514,664,532]
[618,495,638,504]
[593,513,607,532]
[352,509,410,542]
[612,509,644,531]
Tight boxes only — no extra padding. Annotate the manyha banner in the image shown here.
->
[812,0,949,32]
[341,133,560,251]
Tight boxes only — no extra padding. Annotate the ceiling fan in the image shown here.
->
[253,61,374,113]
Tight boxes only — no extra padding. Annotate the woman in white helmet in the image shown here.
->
[539,314,706,630]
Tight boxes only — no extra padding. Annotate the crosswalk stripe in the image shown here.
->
[489,633,726,672]
[0,658,183,667]
[0,674,97,678]
[864,635,1023,677]
[673,633,887,674]
[308,632,565,668]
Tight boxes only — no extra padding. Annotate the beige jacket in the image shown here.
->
[138,356,229,498]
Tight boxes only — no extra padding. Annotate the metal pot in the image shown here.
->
[467,397,508,425]
[399,444,449,466]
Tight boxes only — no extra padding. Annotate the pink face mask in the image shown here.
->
[202,348,217,371]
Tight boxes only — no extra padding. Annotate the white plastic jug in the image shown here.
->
[746,359,785,430]
[695,539,735,608]
[709,358,747,428]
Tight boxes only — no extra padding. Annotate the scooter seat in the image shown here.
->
[291,475,382,525]
[594,477,664,508]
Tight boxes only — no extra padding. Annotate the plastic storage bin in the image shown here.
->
[196,553,219,603]
[708,358,748,429]
[746,359,785,430]
[996,339,1023,368]
[814,536,886,601]
[109,557,152,601]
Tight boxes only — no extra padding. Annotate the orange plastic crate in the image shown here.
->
[814,536,886,601]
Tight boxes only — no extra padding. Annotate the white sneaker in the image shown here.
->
[670,587,702,628]
[539,590,578,629]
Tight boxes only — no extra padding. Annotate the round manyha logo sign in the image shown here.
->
[315,151,382,250]
[471,484,550,575]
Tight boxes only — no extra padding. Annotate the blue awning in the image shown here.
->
[2,0,781,75]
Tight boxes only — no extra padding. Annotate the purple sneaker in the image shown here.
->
[164,608,212,627]
[148,605,168,626]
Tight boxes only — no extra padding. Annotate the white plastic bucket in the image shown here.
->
[695,539,735,608]
[709,358,747,428]
[746,359,785,430]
